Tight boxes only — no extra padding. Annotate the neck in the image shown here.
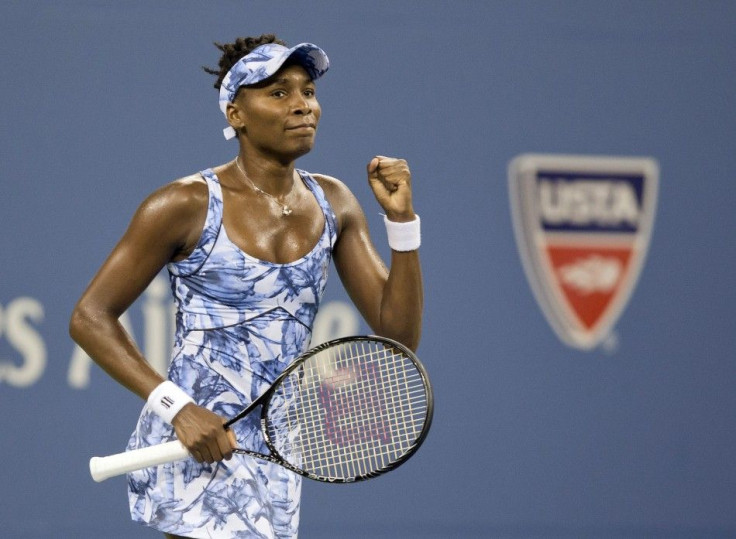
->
[235,154,295,198]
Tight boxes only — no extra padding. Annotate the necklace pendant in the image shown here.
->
[282,206,293,216]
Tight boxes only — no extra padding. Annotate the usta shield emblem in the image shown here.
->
[509,154,658,349]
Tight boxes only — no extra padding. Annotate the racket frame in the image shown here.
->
[226,334,434,483]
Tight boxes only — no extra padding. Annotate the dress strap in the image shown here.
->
[167,169,223,277]
[297,169,338,249]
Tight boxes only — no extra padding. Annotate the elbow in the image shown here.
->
[377,318,422,352]
[68,302,95,345]
[68,306,85,344]
[403,331,422,353]
[389,331,421,353]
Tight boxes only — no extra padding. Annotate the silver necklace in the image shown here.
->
[234,157,293,216]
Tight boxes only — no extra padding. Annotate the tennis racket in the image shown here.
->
[89,335,433,483]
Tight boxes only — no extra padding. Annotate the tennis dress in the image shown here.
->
[127,168,337,538]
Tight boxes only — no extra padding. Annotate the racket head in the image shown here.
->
[261,335,433,483]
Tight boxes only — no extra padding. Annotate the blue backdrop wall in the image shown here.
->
[1,1,735,537]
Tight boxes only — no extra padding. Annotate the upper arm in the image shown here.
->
[73,176,208,318]
[315,174,389,331]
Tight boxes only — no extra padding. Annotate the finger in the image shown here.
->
[378,172,407,191]
[199,445,216,464]
[369,160,400,184]
[190,448,205,463]
[375,161,410,182]
[369,155,401,175]
[377,159,408,175]
[215,429,236,461]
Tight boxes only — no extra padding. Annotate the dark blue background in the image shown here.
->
[1,1,735,537]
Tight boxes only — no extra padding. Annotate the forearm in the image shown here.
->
[378,249,423,351]
[69,305,164,400]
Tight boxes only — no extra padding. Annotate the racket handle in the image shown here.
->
[89,440,190,482]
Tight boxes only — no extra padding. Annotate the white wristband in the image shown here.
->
[147,381,195,424]
[383,214,421,251]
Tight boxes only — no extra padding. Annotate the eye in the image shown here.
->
[303,88,316,97]
[271,89,287,98]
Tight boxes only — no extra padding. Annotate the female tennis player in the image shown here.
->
[69,34,423,538]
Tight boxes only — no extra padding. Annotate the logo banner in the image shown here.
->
[509,154,659,350]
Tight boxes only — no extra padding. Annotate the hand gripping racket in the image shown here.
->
[90,335,433,483]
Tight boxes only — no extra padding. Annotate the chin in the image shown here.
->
[291,140,316,158]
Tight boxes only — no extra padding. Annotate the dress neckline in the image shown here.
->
[209,169,328,267]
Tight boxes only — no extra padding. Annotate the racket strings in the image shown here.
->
[265,341,429,481]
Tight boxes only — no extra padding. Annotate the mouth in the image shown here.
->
[286,123,316,132]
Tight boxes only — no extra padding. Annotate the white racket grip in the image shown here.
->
[89,440,190,482]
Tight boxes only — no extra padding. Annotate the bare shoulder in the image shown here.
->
[126,173,208,256]
[311,172,347,193]
[310,172,366,235]
[311,173,360,211]
[151,173,207,208]
[135,173,208,221]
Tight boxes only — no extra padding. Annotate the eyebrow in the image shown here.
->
[272,77,313,85]
[267,72,315,85]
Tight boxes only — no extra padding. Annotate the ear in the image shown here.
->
[225,102,246,133]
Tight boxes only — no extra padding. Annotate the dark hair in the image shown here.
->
[203,34,287,90]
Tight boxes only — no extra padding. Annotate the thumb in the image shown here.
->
[367,156,380,177]
[227,428,237,448]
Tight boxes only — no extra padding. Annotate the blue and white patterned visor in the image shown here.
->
[218,42,329,139]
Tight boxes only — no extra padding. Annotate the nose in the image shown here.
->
[291,94,311,115]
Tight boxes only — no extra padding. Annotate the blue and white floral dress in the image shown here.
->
[127,168,337,538]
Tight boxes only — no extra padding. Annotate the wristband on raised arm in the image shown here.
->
[383,214,421,251]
